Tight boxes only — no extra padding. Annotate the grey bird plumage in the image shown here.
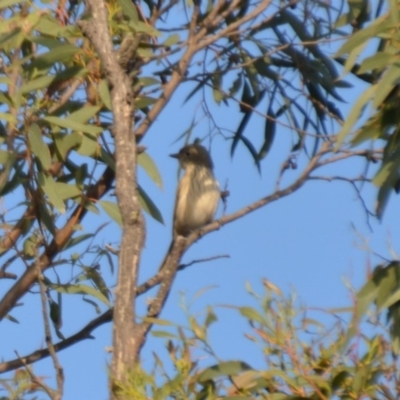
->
[170,143,220,237]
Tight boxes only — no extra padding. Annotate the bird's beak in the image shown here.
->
[169,153,180,159]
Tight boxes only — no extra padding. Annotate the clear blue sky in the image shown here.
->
[1,3,397,400]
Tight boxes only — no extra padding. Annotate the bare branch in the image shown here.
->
[37,264,64,400]
[0,252,230,373]
[0,143,377,374]
[15,350,56,400]
[0,166,115,321]
[185,141,332,244]
[179,254,230,269]
[135,141,332,347]
[197,0,273,49]
[134,45,197,139]
[309,175,375,230]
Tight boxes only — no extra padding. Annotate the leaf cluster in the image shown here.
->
[114,281,399,400]
[335,0,400,217]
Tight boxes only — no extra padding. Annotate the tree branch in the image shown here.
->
[0,250,229,373]
[79,0,145,390]
[37,264,63,400]
[0,143,374,374]
[0,166,115,321]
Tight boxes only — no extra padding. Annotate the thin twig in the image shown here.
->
[37,263,64,400]
[309,175,375,230]
[14,350,56,399]
[179,254,230,270]
[0,140,376,373]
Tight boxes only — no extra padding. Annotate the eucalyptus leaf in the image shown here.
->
[28,123,51,170]
[138,185,164,224]
[138,152,163,189]
[44,116,103,135]
[99,200,122,227]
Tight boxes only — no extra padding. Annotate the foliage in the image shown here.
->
[0,0,397,398]
[335,0,400,217]
[114,281,399,400]
[0,367,48,400]
[0,0,349,353]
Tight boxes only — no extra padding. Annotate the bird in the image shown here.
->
[170,143,220,237]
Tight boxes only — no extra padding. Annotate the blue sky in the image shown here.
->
[1,2,398,399]
[2,80,396,399]
[13,82,396,399]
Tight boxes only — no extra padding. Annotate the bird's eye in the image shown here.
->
[185,151,191,157]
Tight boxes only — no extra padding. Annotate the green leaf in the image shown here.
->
[138,185,164,224]
[351,115,381,145]
[55,132,82,160]
[0,112,16,124]
[100,147,115,170]
[82,297,101,314]
[211,69,223,104]
[164,34,180,46]
[138,77,160,87]
[341,40,369,77]
[99,200,122,227]
[0,27,21,49]
[117,0,139,23]
[335,84,377,148]
[205,306,218,328]
[19,75,55,94]
[133,21,161,37]
[38,201,56,236]
[77,133,99,156]
[151,330,177,339]
[28,123,51,170]
[0,90,13,106]
[239,306,265,324]
[38,172,66,213]
[335,15,388,57]
[44,116,103,135]
[53,182,81,200]
[48,283,110,307]
[237,134,261,172]
[143,317,174,326]
[35,14,66,36]
[373,159,397,187]
[68,106,101,124]
[63,234,94,251]
[138,152,163,189]
[83,267,110,301]
[135,96,156,109]
[29,44,80,70]
[99,79,112,110]
[258,104,276,160]
[197,361,252,382]
[49,300,62,329]
[372,63,400,108]
[23,234,39,259]
[358,52,394,74]
[331,370,352,391]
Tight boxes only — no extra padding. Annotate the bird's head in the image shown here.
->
[170,143,214,170]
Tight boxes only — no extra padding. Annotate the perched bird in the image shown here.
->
[170,143,220,237]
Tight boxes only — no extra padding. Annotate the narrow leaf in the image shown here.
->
[138,185,164,224]
[44,116,103,135]
[138,152,163,189]
[117,0,139,23]
[99,200,122,227]
[28,123,51,170]
[38,172,66,213]
[99,79,112,110]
